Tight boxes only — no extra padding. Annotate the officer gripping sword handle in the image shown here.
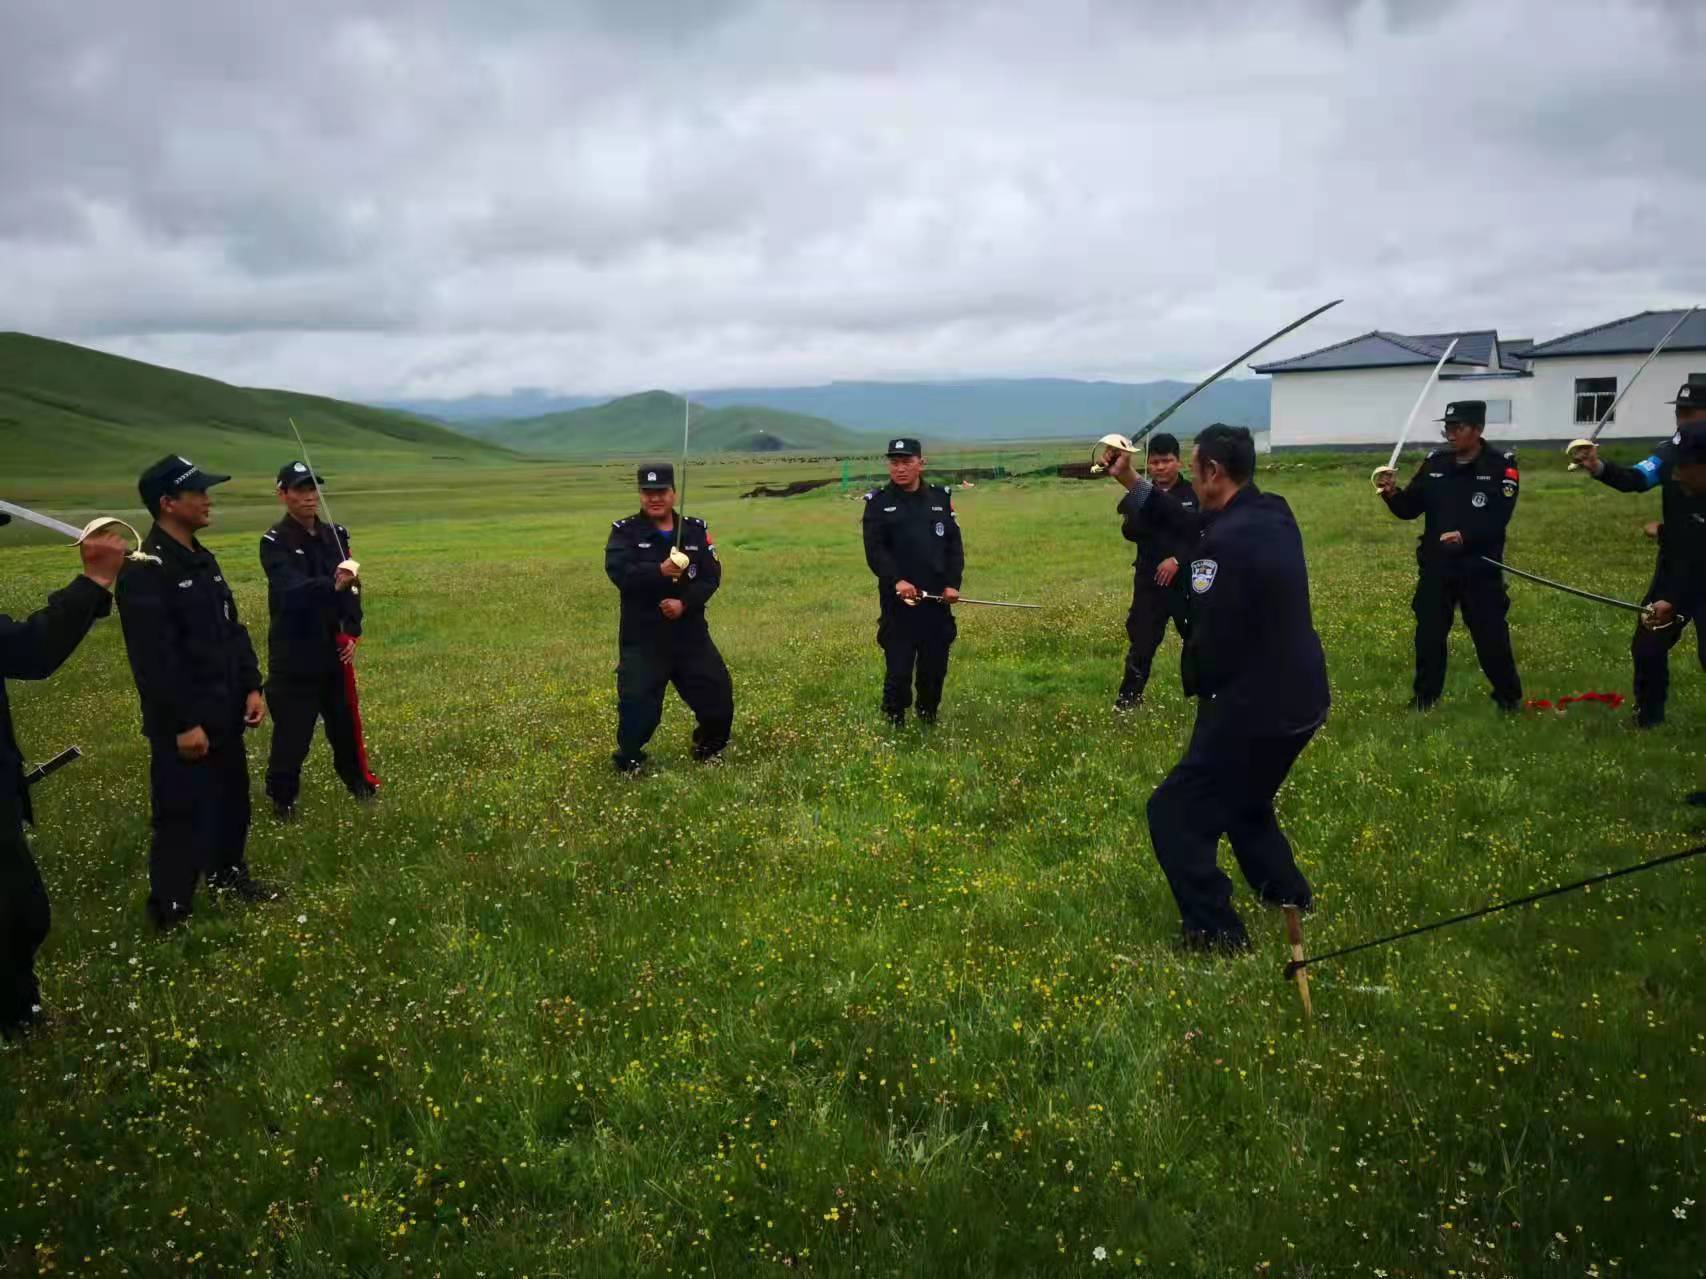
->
[0,499,158,564]
[1565,306,1697,470]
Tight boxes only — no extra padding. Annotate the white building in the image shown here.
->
[1256,309,1706,450]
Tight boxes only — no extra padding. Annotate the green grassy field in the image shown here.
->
[1,445,1700,1277]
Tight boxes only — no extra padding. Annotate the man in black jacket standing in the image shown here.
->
[862,438,965,725]
[1106,432,1200,709]
[1144,425,1329,953]
[116,456,278,932]
[604,464,733,773]
[1,520,126,1037]
[261,462,373,820]
[1569,377,1706,729]
[1376,400,1522,711]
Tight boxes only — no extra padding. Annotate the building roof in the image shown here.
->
[1521,308,1706,359]
[1251,329,1498,374]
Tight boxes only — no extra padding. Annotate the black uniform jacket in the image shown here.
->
[604,512,721,643]
[1119,479,1201,578]
[261,516,362,676]
[862,482,965,600]
[1382,446,1519,572]
[1594,441,1706,605]
[116,525,262,739]
[1181,485,1329,737]
[1,575,111,829]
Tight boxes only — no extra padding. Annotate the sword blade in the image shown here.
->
[919,593,1041,609]
[1587,305,1697,443]
[1482,556,1650,615]
[0,499,83,542]
[23,746,81,787]
[1131,298,1342,446]
[1387,337,1460,471]
[286,418,353,562]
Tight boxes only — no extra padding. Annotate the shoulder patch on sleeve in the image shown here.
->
[262,532,276,542]
[863,489,877,501]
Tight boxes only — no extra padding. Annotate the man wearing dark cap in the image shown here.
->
[603,463,733,773]
[1375,400,1523,711]
[116,456,279,932]
[260,462,373,820]
[1103,432,1200,709]
[862,438,964,725]
[1143,425,1328,952]
[1570,375,1706,733]
[1,517,127,1037]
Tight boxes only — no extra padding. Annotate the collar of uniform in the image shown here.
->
[144,522,209,567]
[1216,483,1261,517]
[887,481,928,499]
[273,515,329,546]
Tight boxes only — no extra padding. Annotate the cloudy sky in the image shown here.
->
[2,0,1703,402]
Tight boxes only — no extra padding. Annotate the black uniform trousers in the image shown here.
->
[1412,568,1521,706]
[0,820,49,1034]
[878,602,956,719]
[148,731,252,922]
[265,670,368,805]
[1121,577,1187,698]
[1146,718,1316,947]
[615,628,734,763]
[1632,590,1706,724]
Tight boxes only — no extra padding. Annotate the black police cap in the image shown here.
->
[276,461,325,490]
[1670,377,1706,408]
[1438,401,1487,428]
[637,463,675,490]
[138,454,231,510]
[884,437,922,458]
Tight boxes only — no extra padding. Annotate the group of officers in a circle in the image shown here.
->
[6,376,1706,1037]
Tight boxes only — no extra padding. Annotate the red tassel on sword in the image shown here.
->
[336,633,380,789]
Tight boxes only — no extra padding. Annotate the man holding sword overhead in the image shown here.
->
[863,438,964,726]
[1376,401,1523,712]
[0,514,126,1038]
[1569,376,1706,731]
[260,462,374,820]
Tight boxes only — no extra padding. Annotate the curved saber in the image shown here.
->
[286,417,357,571]
[1567,305,1698,466]
[1129,298,1343,447]
[0,499,158,564]
[1372,338,1459,487]
[1482,555,1658,620]
[916,592,1040,609]
[669,397,692,571]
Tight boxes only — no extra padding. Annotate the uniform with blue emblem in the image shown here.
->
[116,456,282,933]
[260,462,373,819]
[0,514,125,1038]
[862,438,965,725]
[1572,376,1706,731]
[1107,432,1200,709]
[1140,425,1329,953]
[1376,400,1523,711]
[604,463,733,772]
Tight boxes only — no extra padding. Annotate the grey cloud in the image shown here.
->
[1,0,1703,399]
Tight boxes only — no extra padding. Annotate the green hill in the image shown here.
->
[468,390,874,456]
[0,331,509,481]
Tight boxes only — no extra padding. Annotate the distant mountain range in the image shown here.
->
[0,332,509,481]
[387,377,1272,440]
[454,391,872,456]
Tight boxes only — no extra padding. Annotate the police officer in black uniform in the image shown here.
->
[1107,432,1200,709]
[1143,425,1329,953]
[1570,376,1706,730]
[116,456,280,932]
[1,520,125,1037]
[1376,400,1522,710]
[862,438,965,725]
[261,461,373,819]
[604,463,733,773]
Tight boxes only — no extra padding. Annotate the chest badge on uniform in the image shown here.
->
[687,562,699,579]
[1190,559,1218,594]
[934,521,945,537]
[1472,491,1488,508]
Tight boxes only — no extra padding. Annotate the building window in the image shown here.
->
[1484,399,1512,425]
[1575,377,1616,425]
